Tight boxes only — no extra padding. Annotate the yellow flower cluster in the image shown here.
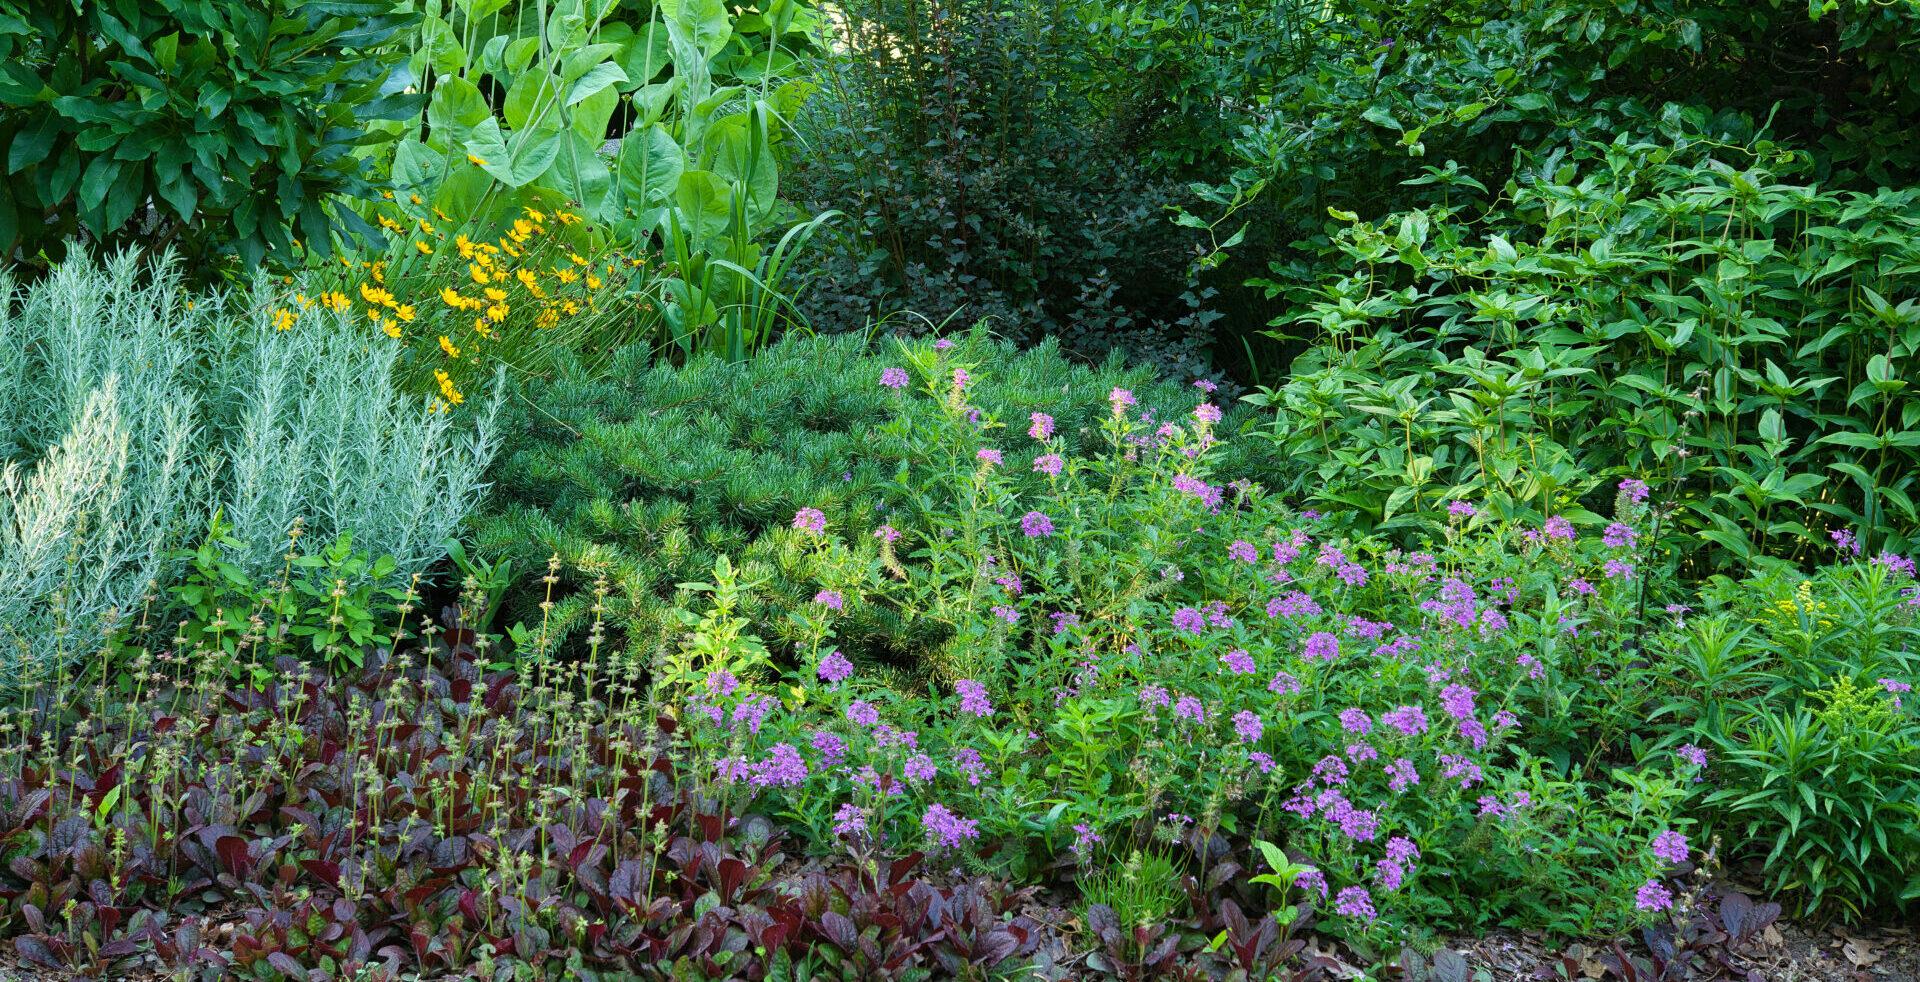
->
[290,199,653,411]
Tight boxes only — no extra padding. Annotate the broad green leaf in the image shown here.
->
[567,62,628,106]
[465,118,563,188]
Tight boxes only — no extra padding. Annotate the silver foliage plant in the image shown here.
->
[0,251,502,679]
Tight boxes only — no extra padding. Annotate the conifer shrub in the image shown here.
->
[474,329,1272,661]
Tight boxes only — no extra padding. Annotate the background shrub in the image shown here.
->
[789,0,1217,377]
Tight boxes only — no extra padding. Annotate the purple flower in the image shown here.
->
[1304,631,1340,662]
[904,754,937,782]
[1021,510,1055,537]
[951,368,971,390]
[1543,516,1576,541]
[1108,387,1135,414]
[1312,755,1349,788]
[1194,402,1223,425]
[1334,886,1376,922]
[1620,478,1650,504]
[976,447,1002,466]
[874,524,901,543]
[1174,695,1207,724]
[1439,684,1478,722]
[1033,453,1064,476]
[846,700,881,727]
[750,743,809,787]
[1268,672,1302,696]
[990,604,1019,624]
[1171,473,1224,510]
[1071,823,1102,856]
[955,679,995,718]
[1604,558,1636,580]
[1385,757,1420,793]
[705,670,740,698]
[833,803,867,837]
[1603,522,1638,549]
[1447,500,1476,519]
[1832,528,1862,556]
[1220,649,1256,674]
[817,649,853,684]
[1140,684,1171,709]
[1248,751,1276,773]
[1636,879,1673,912]
[811,730,846,766]
[934,338,954,350]
[921,803,979,850]
[1233,710,1264,744]
[1677,744,1709,769]
[1229,539,1259,563]
[1171,606,1206,635]
[1029,412,1054,440]
[1295,868,1328,900]
[1339,708,1372,735]
[879,367,909,389]
[732,694,777,734]
[952,746,989,786]
[1382,705,1429,737]
[1650,830,1689,866]
[814,589,844,610]
[793,507,826,534]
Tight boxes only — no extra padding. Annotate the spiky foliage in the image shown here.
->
[476,328,1263,665]
[0,252,501,681]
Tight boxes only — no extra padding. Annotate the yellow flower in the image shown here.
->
[467,153,488,166]
[272,308,296,331]
[473,316,494,339]
[378,215,404,234]
[456,235,476,259]
[382,319,403,339]
[515,269,540,290]
[395,304,416,322]
[536,305,560,329]
[295,293,314,309]
[569,252,588,266]
[440,287,466,308]
[381,190,395,200]
[415,240,433,255]
[562,299,581,316]
[555,210,581,226]
[524,206,545,223]
[484,287,507,302]
[555,268,579,284]
[469,264,491,285]
[585,273,602,290]
[486,303,510,323]
[439,335,462,358]
[436,370,465,406]
[410,194,423,205]
[186,300,197,310]
[434,207,452,222]
[359,282,395,307]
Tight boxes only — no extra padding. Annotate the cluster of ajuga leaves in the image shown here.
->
[637,336,1917,943]
[1246,121,1920,574]
[473,327,1269,661]
[0,0,421,272]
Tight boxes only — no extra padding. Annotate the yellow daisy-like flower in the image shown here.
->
[383,320,403,339]
[555,268,579,284]
[321,291,351,312]
[524,206,545,222]
[272,308,296,331]
[473,317,494,339]
[585,273,602,290]
[439,335,462,358]
[569,252,588,266]
[378,215,404,234]
[486,303,510,323]
[562,299,581,315]
[467,153,488,166]
[484,287,507,302]
[415,240,433,255]
[410,194,423,205]
[440,286,466,308]
[536,306,560,329]
[456,235,476,259]
[295,293,314,309]
[515,269,539,290]
[395,304,416,322]
[555,210,581,226]
[469,264,491,286]
[436,370,465,406]
[381,190,395,200]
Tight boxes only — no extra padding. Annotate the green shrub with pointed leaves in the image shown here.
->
[0,0,421,272]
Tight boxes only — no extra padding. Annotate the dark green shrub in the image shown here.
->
[787,0,1215,378]
[474,328,1269,658]
[0,0,420,271]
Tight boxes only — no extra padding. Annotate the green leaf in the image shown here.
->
[465,118,563,189]
[617,123,684,217]
[567,62,628,106]
[669,168,734,243]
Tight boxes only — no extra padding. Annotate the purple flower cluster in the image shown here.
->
[817,649,853,684]
[955,679,995,718]
[921,804,979,850]
[792,507,826,534]
[879,366,909,389]
[1020,510,1055,537]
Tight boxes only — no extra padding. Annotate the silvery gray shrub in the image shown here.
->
[0,251,501,681]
